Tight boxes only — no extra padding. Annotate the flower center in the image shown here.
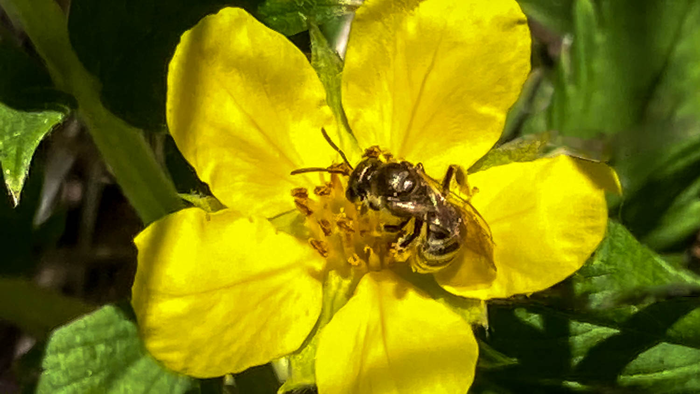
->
[290,169,411,273]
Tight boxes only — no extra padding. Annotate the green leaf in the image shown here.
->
[573,222,700,352]
[469,133,549,174]
[476,339,518,370]
[478,301,700,393]
[473,222,700,393]
[572,222,700,321]
[617,342,700,393]
[643,177,700,250]
[0,277,94,338]
[37,304,195,394]
[258,0,360,36]
[179,194,225,213]
[0,32,70,205]
[570,223,700,390]
[0,101,65,205]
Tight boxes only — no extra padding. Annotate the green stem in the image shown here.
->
[0,0,183,224]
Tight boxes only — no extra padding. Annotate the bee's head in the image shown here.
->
[346,158,383,206]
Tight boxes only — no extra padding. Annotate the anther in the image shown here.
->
[295,199,313,216]
[327,162,352,176]
[364,146,382,159]
[318,219,332,236]
[335,213,355,233]
[348,253,363,266]
[364,246,381,271]
[309,239,330,258]
[390,243,411,262]
[314,183,333,196]
[291,187,308,199]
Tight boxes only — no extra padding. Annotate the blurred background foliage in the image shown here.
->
[1,0,700,393]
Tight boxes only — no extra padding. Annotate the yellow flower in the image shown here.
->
[132,1,619,393]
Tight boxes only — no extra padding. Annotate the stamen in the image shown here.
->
[317,219,332,236]
[364,146,382,158]
[335,213,355,233]
[390,242,411,262]
[314,183,333,196]
[364,246,381,271]
[328,162,352,176]
[290,156,416,273]
[310,239,330,258]
[348,253,363,266]
[294,199,313,216]
[291,187,308,199]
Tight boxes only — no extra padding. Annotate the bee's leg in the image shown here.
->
[441,164,471,197]
[383,218,411,233]
[398,219,424,248]
[441,165,458,194]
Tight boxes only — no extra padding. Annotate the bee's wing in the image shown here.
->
[453,197,495,260]
[421,173,494,258]
[420,170,496,267]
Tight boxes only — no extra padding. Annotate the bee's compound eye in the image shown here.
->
[346,187,360,202]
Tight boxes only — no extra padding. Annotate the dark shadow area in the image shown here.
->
[473,303,573,392]
[571,297,699,384]
[67,0,268,130]
[621,144,700,243]
[0,39,75,112]
[234,364,280,394]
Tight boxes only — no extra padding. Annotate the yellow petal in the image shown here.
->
[343,0,531,175]
[439,156,617,299]
[132,208,324,377]
[167,8,335,217]
[316,271,478,394]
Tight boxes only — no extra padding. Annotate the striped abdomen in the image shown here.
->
[412,204,464,273]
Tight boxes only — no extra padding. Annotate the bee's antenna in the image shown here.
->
[321,128,353,170]
[290,167,348,175]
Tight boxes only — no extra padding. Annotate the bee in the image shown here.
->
[292,129,494,273]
